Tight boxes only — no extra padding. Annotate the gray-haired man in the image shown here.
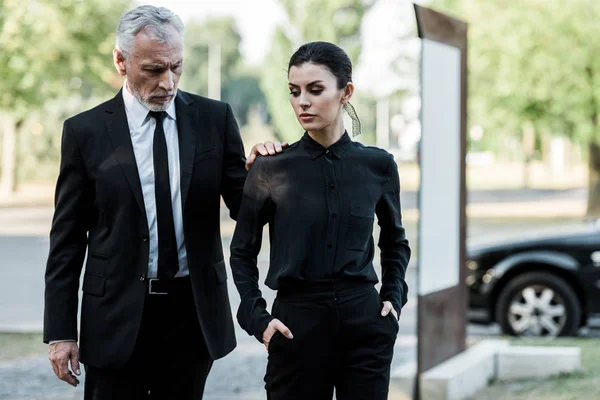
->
[44,5,282,399]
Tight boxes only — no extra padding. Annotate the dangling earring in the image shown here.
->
[343,102,362,137]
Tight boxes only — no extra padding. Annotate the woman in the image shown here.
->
[230,41,411,399]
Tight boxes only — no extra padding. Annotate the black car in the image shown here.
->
[467,223,600,337]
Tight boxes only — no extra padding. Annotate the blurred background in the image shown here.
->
[2,0,600,399]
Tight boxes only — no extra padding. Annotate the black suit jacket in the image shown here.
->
[43,89,247,368]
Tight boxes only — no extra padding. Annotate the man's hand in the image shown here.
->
[246,141,289,171]
[262,318,293,351]
[48,341,81,387]
[381,301,399,320]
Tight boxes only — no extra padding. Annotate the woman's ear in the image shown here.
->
[341,82,355,104]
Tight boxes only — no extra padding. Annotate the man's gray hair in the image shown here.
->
[116,5,184,56]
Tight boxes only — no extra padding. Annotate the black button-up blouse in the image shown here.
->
[230,131,411,341]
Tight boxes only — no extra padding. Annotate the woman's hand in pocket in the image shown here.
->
[381,300,399,320]
[262,318,294,351]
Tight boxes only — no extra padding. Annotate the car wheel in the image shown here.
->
[495,272,580,337]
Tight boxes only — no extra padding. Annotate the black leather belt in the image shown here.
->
[148,276,190,295]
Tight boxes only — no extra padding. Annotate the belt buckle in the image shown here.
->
[148,278,168,295]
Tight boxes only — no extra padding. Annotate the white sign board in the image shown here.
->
[418,39,462,296]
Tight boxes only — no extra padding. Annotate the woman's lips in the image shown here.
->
[299,114,315,122]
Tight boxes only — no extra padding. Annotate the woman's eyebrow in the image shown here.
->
[288,80,324,88]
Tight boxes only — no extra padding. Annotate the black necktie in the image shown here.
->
[149,111,179,280]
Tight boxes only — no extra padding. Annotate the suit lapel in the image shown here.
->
[104,90,147,218]
[175,91,198,209]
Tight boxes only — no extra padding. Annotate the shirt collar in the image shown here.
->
[121,80,177,130]
[300,131,351,160]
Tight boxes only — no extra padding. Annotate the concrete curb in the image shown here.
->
[390,339,582,400]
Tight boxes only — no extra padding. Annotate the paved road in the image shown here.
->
[0,195,589,399]
[399,187,586,210]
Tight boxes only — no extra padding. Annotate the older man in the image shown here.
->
[44,5,282,399]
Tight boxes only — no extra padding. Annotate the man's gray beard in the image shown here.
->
[129,83,175,112]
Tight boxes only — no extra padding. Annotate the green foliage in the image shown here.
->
[1,0,131,120]
[222,73,267,126]
[431,0,600,152]
[179,17,266,126]
[179,17,242,96]
[260,0,374,144]
[0,0,131,187]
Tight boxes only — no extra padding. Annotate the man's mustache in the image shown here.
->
[150,92,175,97]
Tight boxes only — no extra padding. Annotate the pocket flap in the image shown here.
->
[82,272,106,297]
[213,260,228,284]
[350,204,374,219]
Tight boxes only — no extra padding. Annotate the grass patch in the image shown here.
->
[471,338,600,399]
[0,333,46,362]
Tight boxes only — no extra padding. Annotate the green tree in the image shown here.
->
[432,0,600,215]
[179,17,266,126]
[0,0,130,196]
[179,17,242,97]
[260,0,374,144]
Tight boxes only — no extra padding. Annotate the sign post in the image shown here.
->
[414,4,468,398]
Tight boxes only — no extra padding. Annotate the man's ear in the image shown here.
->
[113,49,127,77]
[341,82,355,104]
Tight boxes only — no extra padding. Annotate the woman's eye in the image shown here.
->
[311,89,323,95]
[289,91,300,97]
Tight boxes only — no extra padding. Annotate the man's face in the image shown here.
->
[114,24,183,111]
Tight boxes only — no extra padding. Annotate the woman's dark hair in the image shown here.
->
[288,41,352,89]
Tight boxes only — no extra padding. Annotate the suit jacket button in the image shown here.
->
[142,235,149,242]
[140,274,146,281]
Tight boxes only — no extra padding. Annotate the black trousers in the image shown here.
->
[265,281,399,400]
[84,276,213,400]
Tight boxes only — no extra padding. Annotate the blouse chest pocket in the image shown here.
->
[345,203,375,251]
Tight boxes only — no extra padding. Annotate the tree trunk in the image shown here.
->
[586,141,600,218]
[375,98,390,149]
[0,113,17,200]
[586,65,600,218]
[522,122,535,189]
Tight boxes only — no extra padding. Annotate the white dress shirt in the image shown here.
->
[122,82,189,278]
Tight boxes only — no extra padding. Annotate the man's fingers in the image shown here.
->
[245,153,256,171]
[252,143,269,156]
[49,358,60,379]
[250,143,268,157]
[57,358,78,387]
[264,141,276,155]
[71,351,81,376]
[49,343,80,387]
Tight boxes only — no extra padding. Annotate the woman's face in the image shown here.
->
[288,62,348,134]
